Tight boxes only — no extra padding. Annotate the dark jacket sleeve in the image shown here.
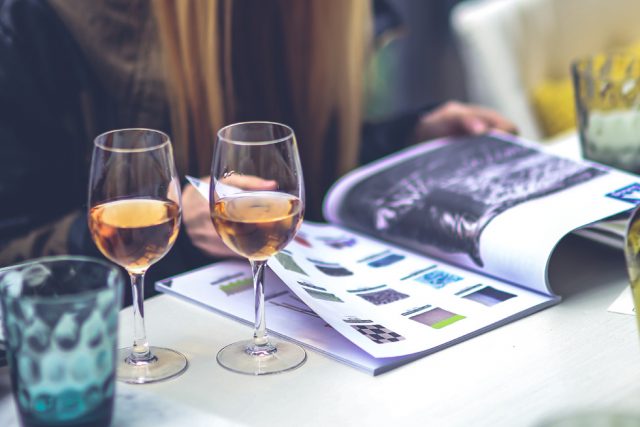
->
[0,0,94,265]
[360,103,440,165]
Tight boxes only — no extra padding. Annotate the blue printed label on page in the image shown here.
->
[606,183,640,204]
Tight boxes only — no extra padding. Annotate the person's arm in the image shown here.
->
[0,212,85,264]
[0,0,95,265]
[181,173,281,260]
[411,101,518,142]
[181,178,239,259]
[360,101,518,164]
[360,103,438,164]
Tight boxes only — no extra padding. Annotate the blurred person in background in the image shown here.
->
[0,0,515,299]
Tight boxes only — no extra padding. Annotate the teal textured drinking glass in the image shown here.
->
[0,256,123,427]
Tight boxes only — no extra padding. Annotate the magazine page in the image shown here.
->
[323,133,638,295]
[155,260,410,375]
[156,224,556,366]
[267,222,556,359]
[177,175,556,366]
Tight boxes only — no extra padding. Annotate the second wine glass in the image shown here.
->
[210,121,306,375]
[88,128,188,384]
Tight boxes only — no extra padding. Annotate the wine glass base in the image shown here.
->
[217,338,306,375]
[117,346,188,384]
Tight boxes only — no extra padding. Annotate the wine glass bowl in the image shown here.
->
[210,122,306,375]
[88,128,188,384]
[89,198,180,274]
[212,191,303,261]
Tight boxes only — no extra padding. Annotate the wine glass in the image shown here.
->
[210,121,306,375]
[88,128,188,384]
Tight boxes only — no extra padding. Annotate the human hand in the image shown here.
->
[412,101,518,143]
[217,172,278,193]
[181,176,238,258]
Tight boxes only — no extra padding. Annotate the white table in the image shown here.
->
[2,235,640,426]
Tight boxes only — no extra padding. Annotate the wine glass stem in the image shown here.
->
[251,260,269,348]
[129,272,151,361]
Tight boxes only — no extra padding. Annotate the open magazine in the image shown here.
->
[157,133,638,374]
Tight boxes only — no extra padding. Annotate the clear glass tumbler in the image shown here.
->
[572,52,640,173]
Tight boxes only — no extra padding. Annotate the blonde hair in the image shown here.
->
[153,0,227,176]
[153,0,370,217]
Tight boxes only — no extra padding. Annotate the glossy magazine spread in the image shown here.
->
[158,133,637,374]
